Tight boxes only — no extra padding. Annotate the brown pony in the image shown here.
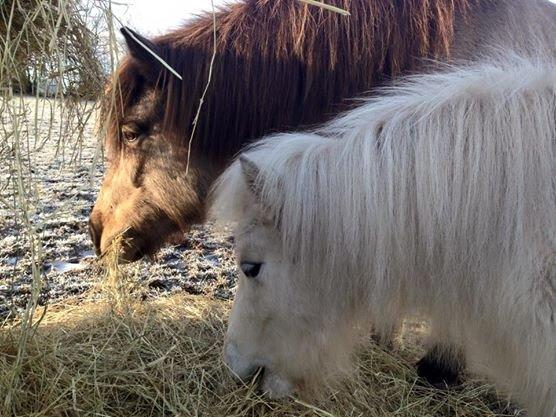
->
[89,0,556,387]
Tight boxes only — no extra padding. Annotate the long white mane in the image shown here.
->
[214,54,555,289]
[211,54,556,414]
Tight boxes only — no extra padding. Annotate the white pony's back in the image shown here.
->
[212,55,556,415]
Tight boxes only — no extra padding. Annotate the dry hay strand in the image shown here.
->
[99,231,143,313]
[0,290,521,417]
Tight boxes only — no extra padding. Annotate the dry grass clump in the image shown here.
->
[0,294,231,416]
[0,245,520,417]
[1,0,106,98]
[0,294,519,417]
[0,0,114,326]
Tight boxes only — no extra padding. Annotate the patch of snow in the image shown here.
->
[49,261,87,273]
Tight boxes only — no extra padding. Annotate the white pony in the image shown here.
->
[211,55,556,416]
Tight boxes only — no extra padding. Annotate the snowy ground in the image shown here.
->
[0,97,237,319]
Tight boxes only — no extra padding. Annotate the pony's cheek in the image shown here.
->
[261,370,294,399]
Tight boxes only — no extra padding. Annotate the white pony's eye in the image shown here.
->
[240,262,262,278]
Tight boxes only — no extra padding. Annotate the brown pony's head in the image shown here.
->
[90,0,469,262]
[89,28,212,261]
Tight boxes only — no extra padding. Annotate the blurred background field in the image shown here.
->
[0,0,527,416]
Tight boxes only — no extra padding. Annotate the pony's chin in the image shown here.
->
[261,370,294,399]
[117,244,152,263]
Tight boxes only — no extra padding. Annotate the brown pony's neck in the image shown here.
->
[111,0,475,167]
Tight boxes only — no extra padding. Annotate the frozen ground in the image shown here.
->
[0,97,237,319]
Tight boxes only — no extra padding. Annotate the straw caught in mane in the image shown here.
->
[212,54,556,415]
[101,0,473,156]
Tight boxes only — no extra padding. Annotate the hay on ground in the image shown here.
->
[0,292,520,417]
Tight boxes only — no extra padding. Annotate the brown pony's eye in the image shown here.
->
[121,124,141,143]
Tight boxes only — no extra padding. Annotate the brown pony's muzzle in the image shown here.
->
[88,202,183,262]
[88,217,102,257]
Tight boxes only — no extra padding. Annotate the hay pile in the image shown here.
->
[0,0,106,98]
[0,259,519,417]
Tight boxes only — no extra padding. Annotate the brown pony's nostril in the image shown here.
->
[89,219,102,256]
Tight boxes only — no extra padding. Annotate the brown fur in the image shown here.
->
[102,0,473,158]
[93,0,480,261]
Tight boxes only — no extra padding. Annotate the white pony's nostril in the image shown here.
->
[224,341,259,381]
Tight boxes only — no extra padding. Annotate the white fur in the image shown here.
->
[211,55,556,416]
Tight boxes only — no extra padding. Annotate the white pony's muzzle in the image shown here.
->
[260,370,294,399]
[223,341,258,380]
[224,341,294,398]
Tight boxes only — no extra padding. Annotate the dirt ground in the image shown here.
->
[0,97,237,320]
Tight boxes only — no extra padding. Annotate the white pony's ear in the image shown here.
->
[239,155,262,198]
[239,155,282,225]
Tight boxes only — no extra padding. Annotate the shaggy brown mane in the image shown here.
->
[102,0,474,161]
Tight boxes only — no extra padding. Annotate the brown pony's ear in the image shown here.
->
[120,26,164,82]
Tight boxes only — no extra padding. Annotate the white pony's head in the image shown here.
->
[211,136,366,397]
